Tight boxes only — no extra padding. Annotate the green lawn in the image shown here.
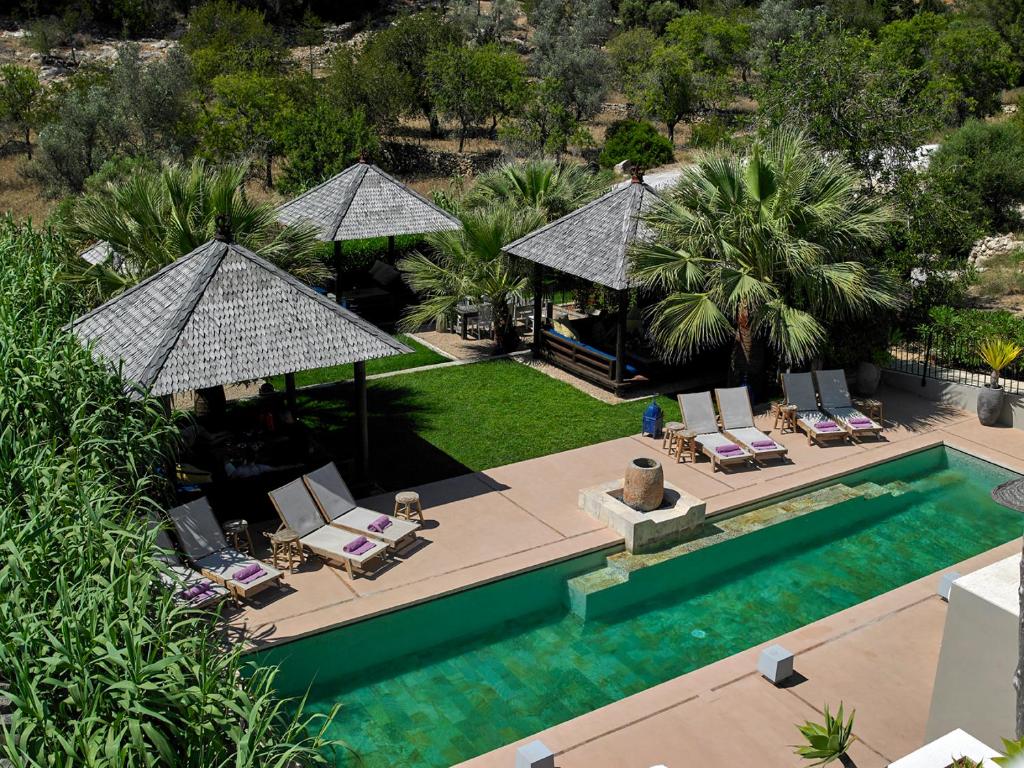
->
[294,359,681,490]
[267,334,448,389]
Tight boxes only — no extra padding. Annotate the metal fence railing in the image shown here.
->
[886,331,1024,395]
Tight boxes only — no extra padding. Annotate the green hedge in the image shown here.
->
[0,220,339,765]
[916,305,1024,373]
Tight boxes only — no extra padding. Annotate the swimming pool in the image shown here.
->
[254,446,1023,767]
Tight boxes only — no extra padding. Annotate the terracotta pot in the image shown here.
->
[856,362,881,396]
[977,385,1004,426]
[623,457,664,511]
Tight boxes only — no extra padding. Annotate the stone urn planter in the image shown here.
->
[976,385,1004,426]
[856,361,881,396]
[622,458,664,512]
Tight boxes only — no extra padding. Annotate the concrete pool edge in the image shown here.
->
[454,536,1024,768]
[238,431,1024,652]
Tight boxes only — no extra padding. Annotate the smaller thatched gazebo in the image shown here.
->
[277,158,461,301]
[69,227,410,476]
[503,172,662,390]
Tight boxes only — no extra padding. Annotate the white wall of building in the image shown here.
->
[926,555,1020,749]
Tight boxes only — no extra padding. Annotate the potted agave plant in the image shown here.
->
[976,338,1023,427]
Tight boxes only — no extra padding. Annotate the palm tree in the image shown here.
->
[631,130,900,392]
[462,159,612,223]
[399,206,544,353]
[63,159,327,303]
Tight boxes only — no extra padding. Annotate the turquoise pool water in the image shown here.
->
[254,447,1022,767]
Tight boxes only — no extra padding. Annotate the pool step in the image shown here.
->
[565,479,913,619]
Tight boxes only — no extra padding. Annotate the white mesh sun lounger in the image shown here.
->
[167,498,283,600]
[678,392,752,472]
[814,369,884,440]
[714,386,789,464]
[303,463,420,551]
[151,516,230,609]
[269,479,388,580]
[781,372,849,446]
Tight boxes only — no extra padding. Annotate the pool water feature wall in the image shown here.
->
[252,446,1023,768]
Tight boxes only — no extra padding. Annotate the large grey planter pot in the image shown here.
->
[976,385,1004,426]
[856,362,882,396]
[623,457,664,511]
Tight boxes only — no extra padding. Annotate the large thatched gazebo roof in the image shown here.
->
[503,174,662,384]
[69,232,410,475]
[503,173,661,292]
[277,160,461,304]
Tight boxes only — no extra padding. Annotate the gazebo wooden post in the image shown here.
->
[532,263,543,358]
[387,235,396,261]
[615,289,628,384]
[353,360,369,479]
[284,372,297,410]
[333,240,343,305]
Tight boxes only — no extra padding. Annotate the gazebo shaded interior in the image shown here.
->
[503,176,662,393]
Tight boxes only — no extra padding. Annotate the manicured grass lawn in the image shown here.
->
[295,359,681,490]
[267,334,447,389]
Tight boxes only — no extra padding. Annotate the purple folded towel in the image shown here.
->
[715,445,742,455]
[367,515,393,533]
[191,588,217,604]
[815,420,838,430]
[751,439,777,449]
[236,566,267,585]
[848,417,873,426]
[350,540,376,556]
[179,582,208,600]
[344,535,369,553]
[233,563,262,581]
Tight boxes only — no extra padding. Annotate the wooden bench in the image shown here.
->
[542,330,639,391]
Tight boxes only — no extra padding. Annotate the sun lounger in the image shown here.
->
[166,498,283,600]
[781,372,850,446]
[814,369,884,441]
[714,386,789,464]
[268,479,388,580]
[678,392,753,472]
[303,463,420,552]
[150,515,230,609]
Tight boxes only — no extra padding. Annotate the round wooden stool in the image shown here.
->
[394,491,424,522]
[269,528,303,572]
[662,421,685,451]
[223,519,255,555]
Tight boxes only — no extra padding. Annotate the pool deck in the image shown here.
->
[232,386,1024,647]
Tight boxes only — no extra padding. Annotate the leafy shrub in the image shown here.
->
[599,119,675,169]
[917,305,1024,378]
[0,220,340,765]
[689,117,733,148]
[927,118,1024,234]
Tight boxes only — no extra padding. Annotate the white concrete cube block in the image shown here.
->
[938,571,961,601]
[515,740,555,768]
[758,644,794,684]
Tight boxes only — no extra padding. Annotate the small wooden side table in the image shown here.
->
[771,402,798,434]
[394,491,424,522]
[662,421,685,451]
[854,397,884,425]
[268,528,303,572]
[224,519,255,555]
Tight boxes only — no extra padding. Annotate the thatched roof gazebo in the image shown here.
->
[69,227,409,476]
[503,173,662,388]
[277,158,461,300]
